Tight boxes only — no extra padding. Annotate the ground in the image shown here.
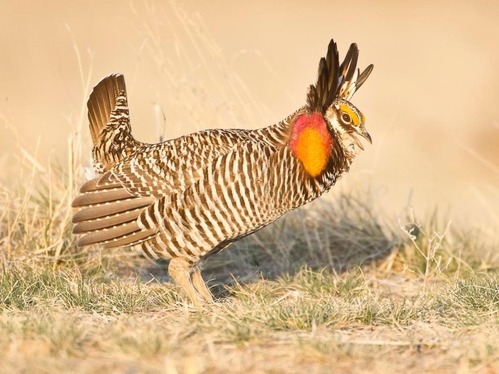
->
[0,182,497,373]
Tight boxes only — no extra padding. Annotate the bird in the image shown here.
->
[71,38,374,308]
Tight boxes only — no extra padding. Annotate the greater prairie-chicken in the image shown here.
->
[72,39,373,307]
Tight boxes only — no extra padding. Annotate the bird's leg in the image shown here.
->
[168,257,204,309]
[190,266,214,303]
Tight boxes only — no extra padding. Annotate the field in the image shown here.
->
[1,1,499,373]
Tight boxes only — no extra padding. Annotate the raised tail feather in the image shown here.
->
[88,73,127,146]
[88,74,138,173]
[73,74,152,249]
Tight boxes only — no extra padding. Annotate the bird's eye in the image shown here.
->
[341,113,352,124]
[338,103,361,126]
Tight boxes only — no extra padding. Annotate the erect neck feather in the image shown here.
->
[289,113,333,177]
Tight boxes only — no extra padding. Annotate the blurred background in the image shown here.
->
[0,0,498,225]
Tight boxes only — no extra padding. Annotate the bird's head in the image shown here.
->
[324,98,371,152]
[306,39,374,155]
[289,39,373,177]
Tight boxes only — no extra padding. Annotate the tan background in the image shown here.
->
[1,0,498,225]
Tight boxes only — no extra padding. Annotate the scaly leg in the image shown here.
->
[168,257,204,309]
[190,266,214,303]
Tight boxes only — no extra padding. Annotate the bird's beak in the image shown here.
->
[352,135,365,150]
[361,129,372,144]
[351,129,372,151]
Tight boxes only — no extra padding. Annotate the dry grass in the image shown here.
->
[0,155,497,373]
[1,2,498,373]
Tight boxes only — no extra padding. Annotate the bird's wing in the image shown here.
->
[112,128,254,197]
[127,139,289,261]
[72,128,253,247]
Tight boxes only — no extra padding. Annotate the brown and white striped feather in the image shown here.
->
[130,134,342,263]
[72,122,289,250]
[72,173,156,246]
[87,74,141,173]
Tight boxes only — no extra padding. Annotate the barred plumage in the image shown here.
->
[72,39,374,307]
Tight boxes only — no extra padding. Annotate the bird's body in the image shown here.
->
[72,39,374,307]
